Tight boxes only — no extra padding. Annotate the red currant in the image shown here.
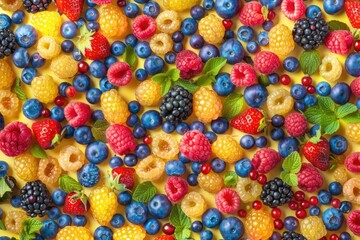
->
[271,208,282,219]
[354,40,360,52]
[280,74,291,85]
[307,85,316,94]
[200,163,211,174]
[301,76,312,86]
[222,19,233,29]
[300,200,310,209]
[294,191,305,201]
[252,200,262,210]
[249,170,259,180]
[273,219,283,230]
[78,61,89,73]
[65,86,76,98]
[143,136,152,144]
[257,174,267,185]
[295,209,307,219]
[267,10,276,20]
[237,209,247,218]
[309,196,318,205]
[117,0,126,7]
[331,198,341,208]
[162,223,175,235]
[54,96,67,107]
[330,234,339,240]
[319,237,327,240]
[41,108,51,118]
[288,201,299,211]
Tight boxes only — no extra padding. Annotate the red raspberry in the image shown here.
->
[350,77,360,98]
[347,210,360,236]
[230,63,257,87]
[0,122,32,157]
[252,148,281,174]
[239,2,265,26]
[345,152,360,173]
[215,188,241,214]
[132,15,157,40]
[165,176,188,202]
[324,30,354,55]
[281,0,306,21]
[107,62,132,86]
[106,124,136,155]
[297,163,324,192]
[175,50,203,80]
[64,102,92,128]
[179,130,211,162]
[284,112,308,137]
[254,51,280,75]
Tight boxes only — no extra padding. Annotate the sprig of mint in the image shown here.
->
[221,92,244,119]
[261,6,269,20]
[299,50,321,75]
[194,57,227,87]
[0,219,5,230]
[327,20,350,32]
[59,175,82,193]
[280,151,302,186]
[170,204,191,240]
[0,177,11,198]
[132,181,157,203]
[224,171,238,187]
[12,77,27,101]
[354,29,360,40]
[51,128,67,147]
[123,45,136,68]
[19,218,43,240]
[152,68,181,96]
[175,79,199,93]
[91,120,110,143]
[30,143,47,159]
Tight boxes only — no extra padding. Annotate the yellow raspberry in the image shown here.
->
[236,177,262,203]
[135,80,162,107]
[151,132,179,160]
[333,165,348,184]
[181,191,207,218]
[59,145,85,172]
[98,4,129,38]
[245,209,274,240]
[199,14,225,44]
[14,153,39,181]
[113,225,146,240]
[163,0,199,11]
[30,11,62,37]
[156,10,181,34]
[300,216,327,240]
[198,171,223,193]
[0,0,22,11]
[31,75,58,104]
[89,186,118,226]
[150,33,173,55]
[38,157,62,185]
[346,122,360,142]
[266,89,294,116]
[319,54,342,82]
[193,87,222,123]
[136,155,165,181]
[100,89,130,124]
[50,54,78,79]
[0,90,19,117]
[269,24,295,56]
[4,210,27,233]
[0,60,15,90]
[343,178,360,205]
[212,135,243,163]
[56,226,93,240]
[37,36,61,60]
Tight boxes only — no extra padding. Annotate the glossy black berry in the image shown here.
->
[0,29,16,59]
[281,231,307,240]
[20,180,52,217]
[23,0,52,13]
[260,177,294,208]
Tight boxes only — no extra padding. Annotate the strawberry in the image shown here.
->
[345,0,360,28]
[32,119,62,149]
[302,132,330,171]
[230,108,266,134]
[63,192,89,215]
[111,167,135,190]
[155,235,175,240]
[77,26,110,60]
[55,0,84,21]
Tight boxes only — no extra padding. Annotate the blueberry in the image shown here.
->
[144,218,160,235]
[294,100,306,112]
[202,208,222,228]
[85,0,96,7]
[60,21,78,39]
[91,110,104,122]
[110,214,125,228]
[255,136,268,148]
[85,7,99,21]
[240,135,255,149]
[12,47,30,68]
[356,98,360,109]
[212,72,235,96]
[215,0,240,18]
[126,114,139,127]
[58,214,72,228]
[340,232,352,240]
[10,195,21,208]
[307,5,322,18]
[191,162,202,174]
[290,84,307,100]
[50,106,65,122]
[244,84,268,108]
[0,113,3,130]
[202,0,214,10]
[77,163,100,187]
[190,34,204,49]
[278,137,299,158]
[345,52,360,77]
[125,201,148,225]
[87,21,100,32]
[165,52,176,64]
[90,60,107,78]
[141,110,162,130]
[124,154,138,167]
[262,20,274,31]
[165,160,186,176]
[211,158,226,173]
[191,221,203,232]
[14,24,37,48]
[310,124,321,136]
[47,207,61,220]
[329,135,348,155]
[340,201,352,213]
[61,40,75,53]
[73,215,87,226]
[104,56,117,68]
[99,77,115,92]
[219,217,244,240]
[187,173,198,186]
[220,38,244,64]
[124,3,140,18]
[117,191,132,206]
[271,115,285,127]
[52,189,66,206]
[72,49,83,61]
[268,72,279,84]
[94,226,113,240]
[143,1,160,17]
[328,181,343,196]
[11,10,25,24]
[40,220,59,239]
[200,230,213,240]
[235,158,253,177]
[283,57,300,72]
[210,117,229,134]
[86,88,102,104]
[22,98,42,120]
[318,190,332,205]
[85,141,109,164]
[111,41,126,56]
[30,52,45,68]
[257,31,269,46]
[204,131,217,143]
[259,0,282,10]
[179,152,190,163]
[237,26,254,42]
[135,41,151,58]
[176,122,189,135]
[135,68,148,81]
[322,208,344,230]
[162,121,175,133]
[109,156,123,169]
[309,206,321,216]
[199,44,219,62]
[172,31,184,43]
[283,216,299,231]
[148,194,172,219]
[173,42,183,53]
[144,55,164,75]
[323,0,344,15]
[190,5,205,20]
[0,14,11,30]
[135,143,150,159]
[304,94,317,106]
[330,82,351,105]
[181,18,198,36]
[190,121,205,132]
[133,125,147,139]
[270,128,285,141]
[246,41,259,54]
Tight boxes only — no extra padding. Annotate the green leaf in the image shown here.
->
[336,103,358,118]
[342,110,360,123]
[261,6,268,20]
[91,120,110,143]
[299,50,321,75]
[93,120,110,129]
[0,219,5,230]
[304,106,323,124]
[224,171,238,187]
[51,133,61,146]
[327,20,350,32]
[123,45,136,68]
[30,144,47,159]
[317,96,335,112]
[175,228,191,240]
[282,151,301,173]
[170,204,191,229]
[258,75,269,86]
[59,175,82,193]
[320,115,338,131]
[221,92,244,119]
[152,73,168,84]
[132,181,157,203]
[161,80,172,96]
[23,219,43,234]
[175,80,199,93]
[324,120,340,135]
[196,74,216,87]
[0,177,11,198]
[201,57,227,75]
[12,78,27,101]
[168,68,180,82]
[280,172,298,187]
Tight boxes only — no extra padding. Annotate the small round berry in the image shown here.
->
[280,74,291,85]
[257,174,267,185]
[274,219,283,230]
[309,206,321,216]
[331,198,341,208]
[252,200,262,210]
[300,200,310,209]
[200,163,211,174]
[309,196,319,205]
[294,191,305,201]
[296,209,307,219]
[78,61,89,73]
[302,76,312,86]
[162,223,175,235]
[237,209,247,218]
[288,201,299,211]
[249,170,258,180]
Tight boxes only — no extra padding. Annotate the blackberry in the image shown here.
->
[292,17,329,50]
[282,231,307,240]
[260,177,294,208]
[0,29,16,59]
[20,180,52,217]
[159,85,193,124]
[23,0,52,13]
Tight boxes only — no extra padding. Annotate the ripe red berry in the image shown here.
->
[252,200,262,210]
[300,200,310,209]
[162,223,175,235]
[117,0,126,7]
[237,209,247,218]
[274,219,283,230]
[249,170,259,180]
[78,61,89,73]
[354,40,360,52]
[267,10,276,20]
[288,201,299,211]
[294,191,305,201]
[280,74,291,85]
[309,196,318,206]
[307,85,316,94]
[331,198,341,208]
[222,19,233,29]
[330,234,339,240]
[271,208,282,218]
[143,136,152,144]
[257,174,267,184]
[54,96,67,107]
[65,86,76,98]
[301,76,312,86]
[41,108,51,118]
[296,209,307,219]
[200,163,211,174]
[319,237,327,240]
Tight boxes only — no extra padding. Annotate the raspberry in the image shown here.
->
[252,148,281,174]
[31,75,58,104]
[351,77,360,98]
[239,2,265,26]
[179,130,211,162]
[64,102,92,127]
[193,87,222,123]
[325,30,354,55]
[150,33,173,55]
[212,135,244,163]
[59,145,85,171]
[100,89,130,124]
[98,4,128,38]
[297,163,324,192]
[0,90,19,117]
[135,80,162,107]
[281,0,306,21]
[14,153,39,181]
[181,191,207,218]
[151,133,179,160]
[319,54,342,82]
[4,211,27,233]
[136,155,165,181]
[31,11,62,37]
[333,165,349,184]
[132,15,157,41]
[236,178,262,203]
[38,157,62,185]
[175,50,203,79]
[245,209,274,240]
[198,171,223,193]
[254,51,280,75]
[50,54,78,79]
[165,176,188,202]
[106,124,136,156]
[37,36,61,59]
[347,210,360,236]
[345,122,360,143]
[107,62,132,87]
[0,122,32,157]
[267,89,294,116]
[343,178,360,205]
[156,10,181,34]
[300,216,327,240]
[269,24,295,56]
[113,225,146,240]
[284,112,308,137]
[215,188,241,214]
[230,63,257,87]
[163,0,200,11]
[345,152,360,173]
[0,59,15,90]
[198,14,225,44]
[0,0,22,11]
[56,226,93,240]
[92,0,112,3]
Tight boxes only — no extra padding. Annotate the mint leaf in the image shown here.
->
[321,115,338,130]
[123,45,136,68]
[342,110,360,123]
[91,120,109,143]
[168,68,180,82]
[175,80,199,93]
[318,96,335,112]
[170,204,191,229]
[222,92,243,119]
[93,120,110,129]
[30,144,47,159]
[282,151,301,173]
[0,219,5,230]
[0,177,11,198]
[196,74,216,87]
[224,171,238,187]
[51,134,61,146]
[261,6,268,20]
[23,218,43,234]
[299,50,321,75]
[336,103,358,118]
[258,75,269,86]
[59,175,82,193]
[280,172,298,186]
[304,106,323,124]
[161,80,172,96]
[152,73,168,84]
[327,20,350,32]
[132,181,157,203]
[12,78,27,101]
[202,57,227,75]
[324,120,340,135]
[175,228,191,240]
